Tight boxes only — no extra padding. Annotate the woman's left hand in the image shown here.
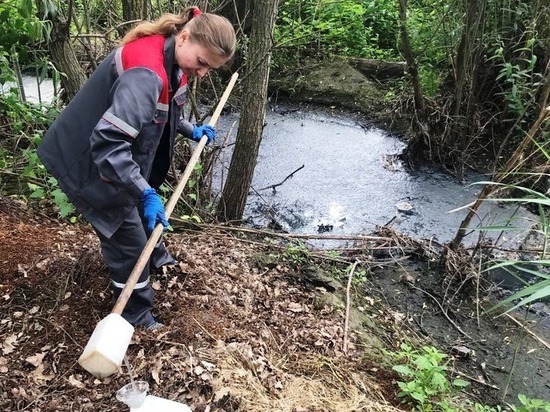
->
[191,124,216,144]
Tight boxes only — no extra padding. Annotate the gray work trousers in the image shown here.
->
[94,207,174,327]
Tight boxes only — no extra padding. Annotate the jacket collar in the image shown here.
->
[164,35,188,104]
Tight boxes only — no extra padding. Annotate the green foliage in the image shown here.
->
[353,268,368,287]
[391,342,549,411]
[0,0,47,53]
[485,258,550,314]
[313,1,370,56]
[0,52,17,87]
[472,179,550,314]
[158,160,205,224]
[391,343,469,411]
[362,0,399,52]
[406,0,455,65]
[490,34,541,122]
[472,404,502,412]
[273,0,397,72]
[0,0,74,218]
[418,64,442,97]
[283,241,310,266]
[7,132,75,219]
[0,73,70,217]
[325,250,341,259]
[510,394,550,412]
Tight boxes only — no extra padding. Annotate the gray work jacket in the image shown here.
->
[38,35,193,238]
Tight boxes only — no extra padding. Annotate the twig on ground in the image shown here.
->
[171,221,394,243]
[409,285,473,341]
[451,369,500,390]
[343,261,359,355]
[504,313,550,350]
[259,165,305,192]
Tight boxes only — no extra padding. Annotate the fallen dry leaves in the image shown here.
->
[1,197,405,411]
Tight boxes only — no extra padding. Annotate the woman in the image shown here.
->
[38,7,236,330]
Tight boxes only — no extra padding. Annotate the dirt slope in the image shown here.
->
[0,197,403,411]
[2,196,549,411]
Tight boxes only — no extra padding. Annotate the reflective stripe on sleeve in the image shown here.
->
[114,48,124,75]
[156,102,169,111]
[102,112,139,138]
[173,85,187,101]
[111,277,150,290]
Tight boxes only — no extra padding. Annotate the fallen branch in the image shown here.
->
[505,313,550,350]
[451,369,500,390]
[171,221,394,242]
[259,165,304,192]
[410,285,473,341]
[343,261,359,355]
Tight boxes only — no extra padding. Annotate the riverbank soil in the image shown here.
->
[1,196,549,411]
[269,59,410,135]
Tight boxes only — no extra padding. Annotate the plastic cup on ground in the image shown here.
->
[116,381,149,408]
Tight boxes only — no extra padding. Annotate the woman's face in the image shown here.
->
[175,30,228,78]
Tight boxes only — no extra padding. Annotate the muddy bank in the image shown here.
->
[363,236,550,406]
[269,60,409,133]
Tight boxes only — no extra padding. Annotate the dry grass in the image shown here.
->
[214,348,404,412]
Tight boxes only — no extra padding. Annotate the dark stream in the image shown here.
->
[214,105,537,249]
[215,106,550,403]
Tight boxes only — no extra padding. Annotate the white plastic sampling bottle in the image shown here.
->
[129,395,192,412]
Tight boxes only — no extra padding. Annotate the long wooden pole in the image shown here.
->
[112,72,239,315]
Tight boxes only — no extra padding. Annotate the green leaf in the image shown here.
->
[58,202,74,218]
[452,378,469,388]
[52,188,74,218]
[431,372,448,389]
[29,187,45,198]
[411,391,426,403]
[492,281,550,313]
[18,0,33,18]
[517,394,528,405]
[392,365,413,376]
[414,355,433,370]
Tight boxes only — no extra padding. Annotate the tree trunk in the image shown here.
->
[217,0,254,34]
[38,1,86,102]
[122,0,149,21]
[397,0,424,112]
[216,0,278,222]
[453,0,485,136]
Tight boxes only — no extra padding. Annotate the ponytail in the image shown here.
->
[121,7,236,60]
[122,7,199,45]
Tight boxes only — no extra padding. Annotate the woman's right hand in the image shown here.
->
[140,188,169,232]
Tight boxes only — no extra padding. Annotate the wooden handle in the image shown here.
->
[112,72,239,315]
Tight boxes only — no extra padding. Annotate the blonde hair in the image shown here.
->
[122,7,236,59]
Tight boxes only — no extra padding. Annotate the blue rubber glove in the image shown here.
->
[141,188,169,232]
[191,124,216,144]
